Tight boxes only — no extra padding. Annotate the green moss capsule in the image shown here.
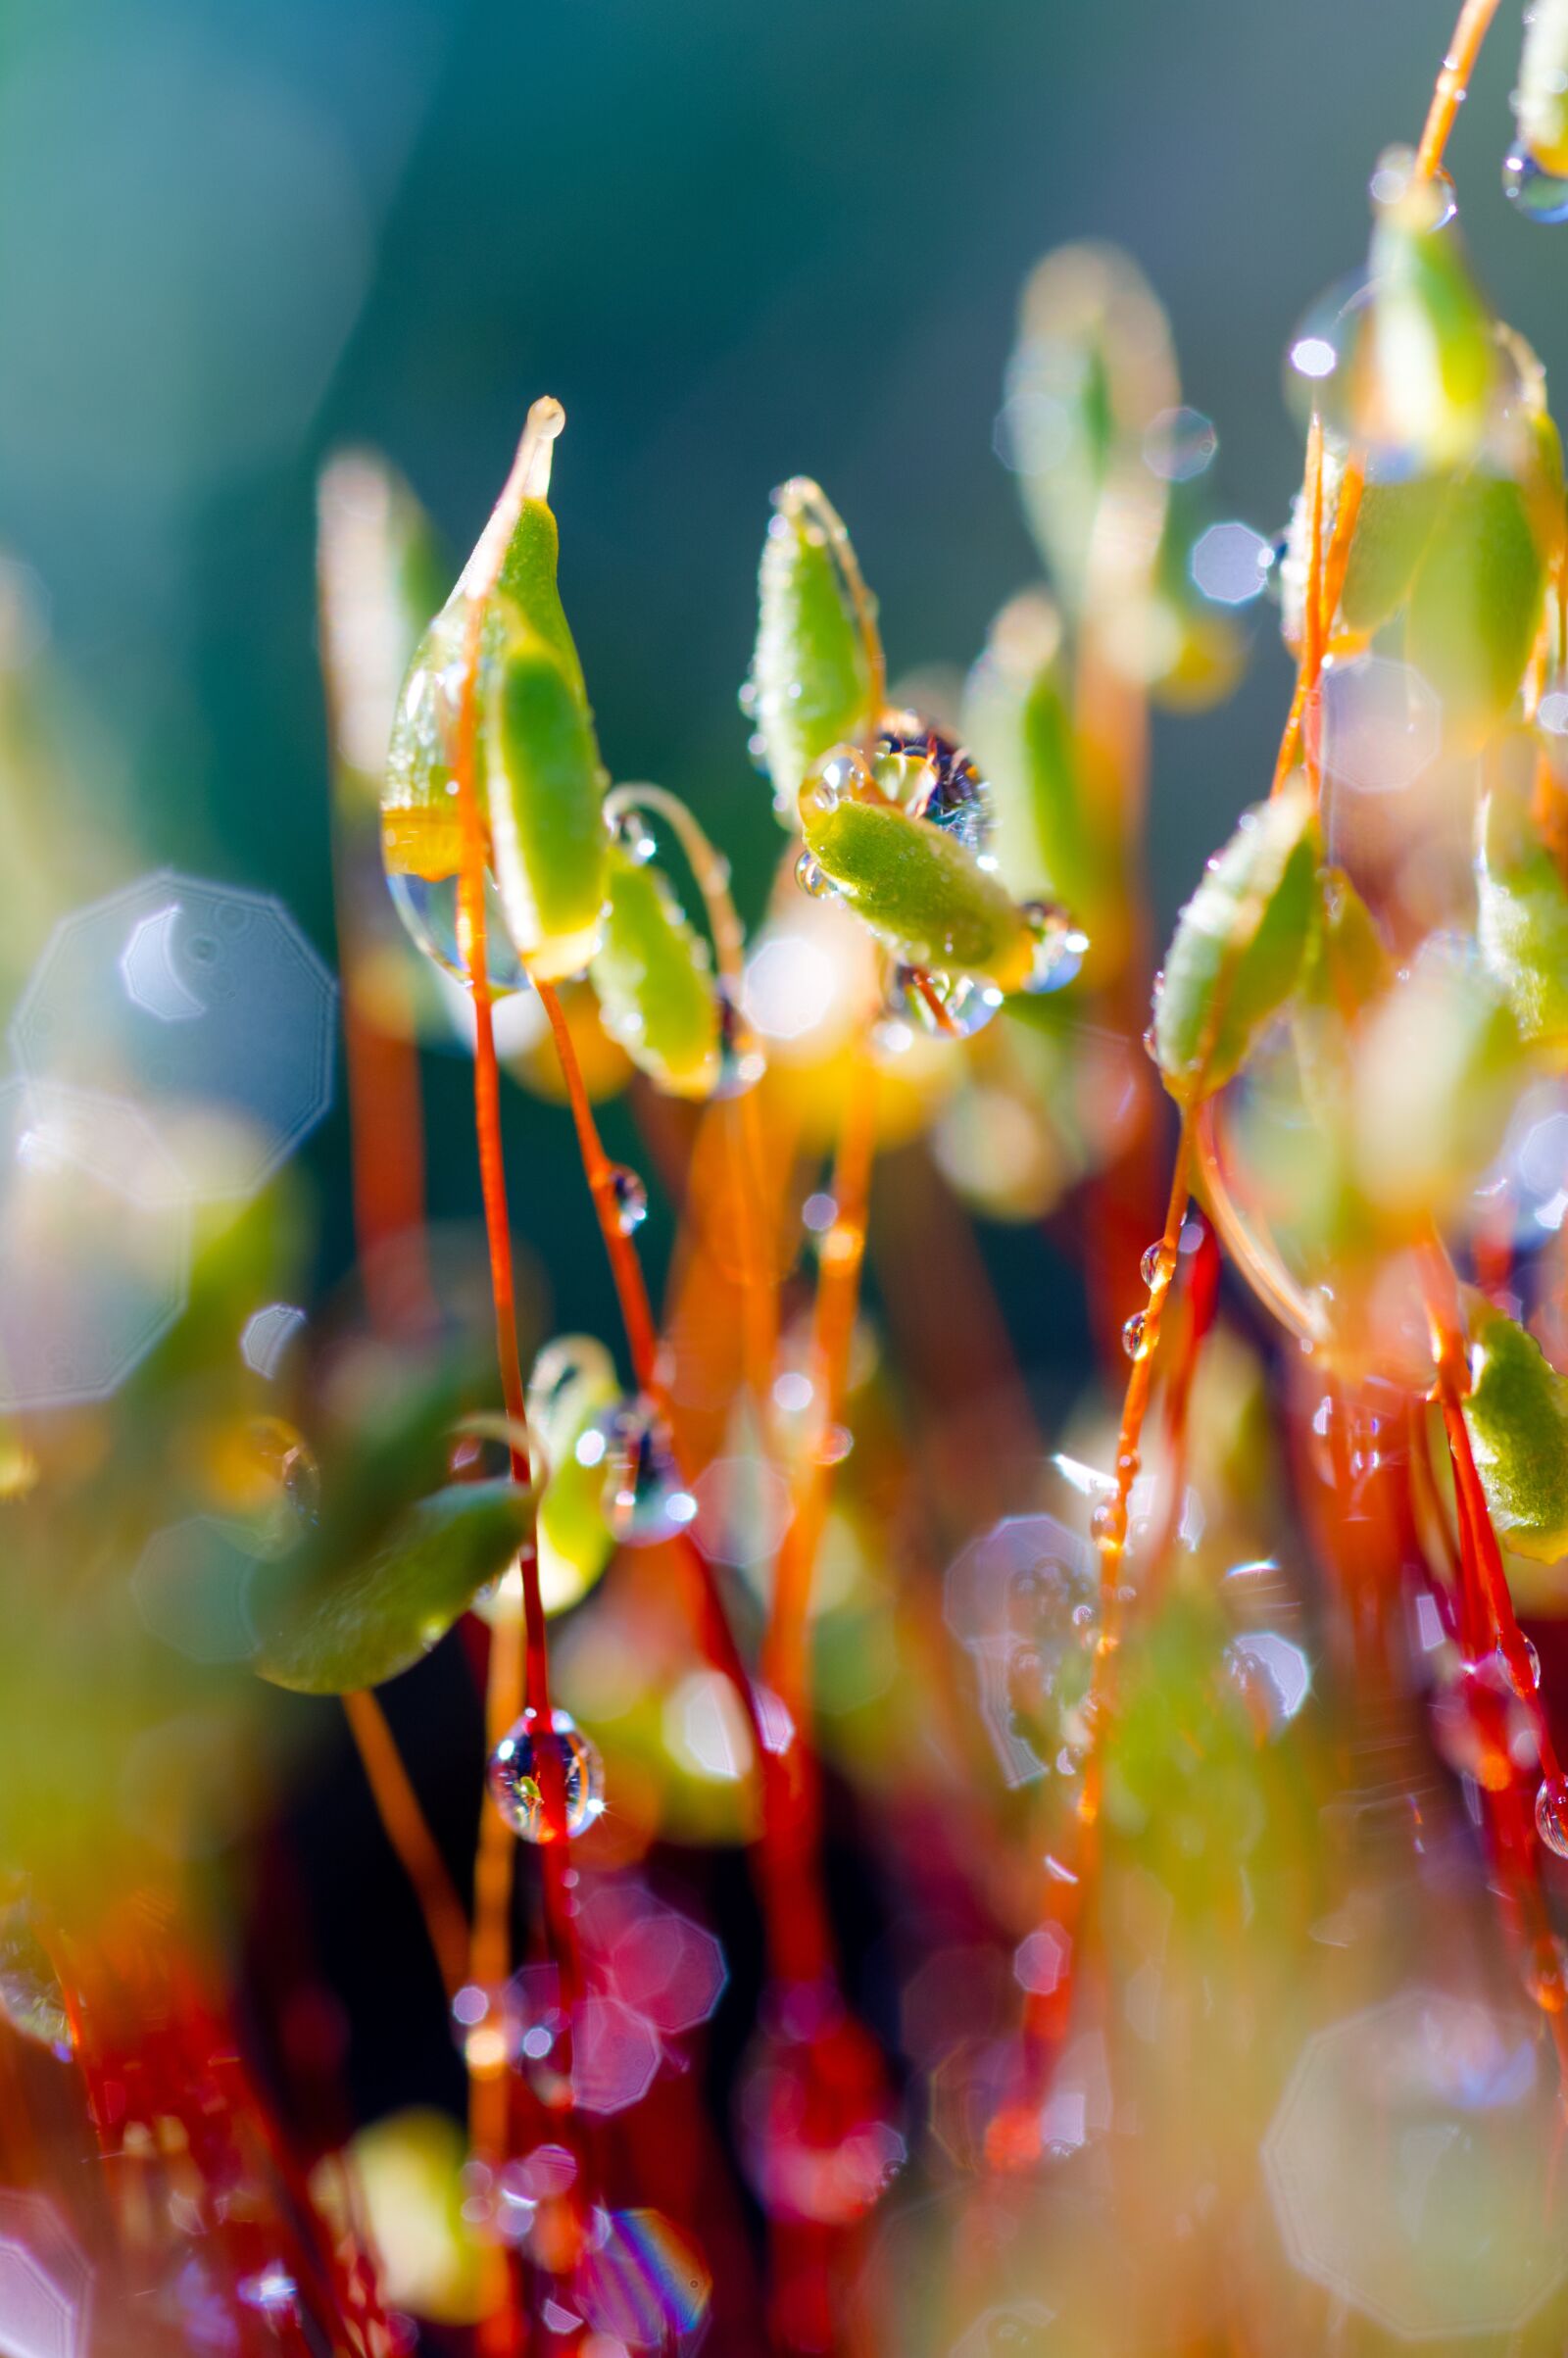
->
[961,591,1115,931]
[528,1338,622,1615]
[1350,941,1525,1219]
[1005,243,1175,620]
[381,399,609,984]
[487,631,610,982]
[799,753,1037,990]
[1477,773,1568,1056]
[1462,1299,1568,1567]
[1405,460,1556,743]
[749,478,879,819]
[1363,176,1496,468]
[589,837,721,1098]
[1153,784,1320,1103]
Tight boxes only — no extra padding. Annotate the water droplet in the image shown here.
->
[1537,1773,1568,1857]
[613,815,657,866]
[884,964,1003,1040]
[1090,1498,1121,1547]
[1505,1638,1542,1696]
[1018,903,1088,996]
[488,1707,606,1842]
[602,1397,699,1546]
[870,716,993,854]
[1121,1310,1148,1361]
[606,1164,648,1236]
[1503,147,1568,221]
[1139,1240,1174,1291]
[794,850,834,901]
[802,750,860,821]
[713,985,766,1099]
[1142,1020,1160,1063]
[384,866,530,995]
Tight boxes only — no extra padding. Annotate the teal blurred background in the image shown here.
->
[0,0,1553,1333]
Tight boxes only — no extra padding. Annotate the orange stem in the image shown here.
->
[1415,0,1504,179]
[342,1691,469,2003]
[762,1055,879,1726]
[445,417,581,2216]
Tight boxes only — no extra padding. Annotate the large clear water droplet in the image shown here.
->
[384,866,529,994]
[488,1706,605,1842]
[602,1398,699,1546]
[606,1164,648,1236]
[1537,1773,1568,1858]
[1503,148,1568,222]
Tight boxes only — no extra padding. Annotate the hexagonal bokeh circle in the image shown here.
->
[0,1079,190,1409]
[0,2187,93,2358]
[10,871,336,1201]
[1263,1989,1568,2338]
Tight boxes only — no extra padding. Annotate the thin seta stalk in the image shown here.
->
[446,403,585,2228]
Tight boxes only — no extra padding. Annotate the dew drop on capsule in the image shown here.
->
[794,851,834,901]
[1503,147,1568,222]
[487,1707,605,1842]
[1504,1637,1542,1696]
[606,1164,648,1236]
[1536,1772,1568,1857]
[1121,1310,1148,1361]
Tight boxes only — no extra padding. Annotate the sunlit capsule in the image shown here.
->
[1121,1310,1148,1361]
[1536,1773,1568,1857]
[602,1398,698,1546]
[1503,148,1568,222]
[606,1164,648,1236]
[487,1707,605,1842]
[870,716,993,855]
[884,964,1004,1040]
